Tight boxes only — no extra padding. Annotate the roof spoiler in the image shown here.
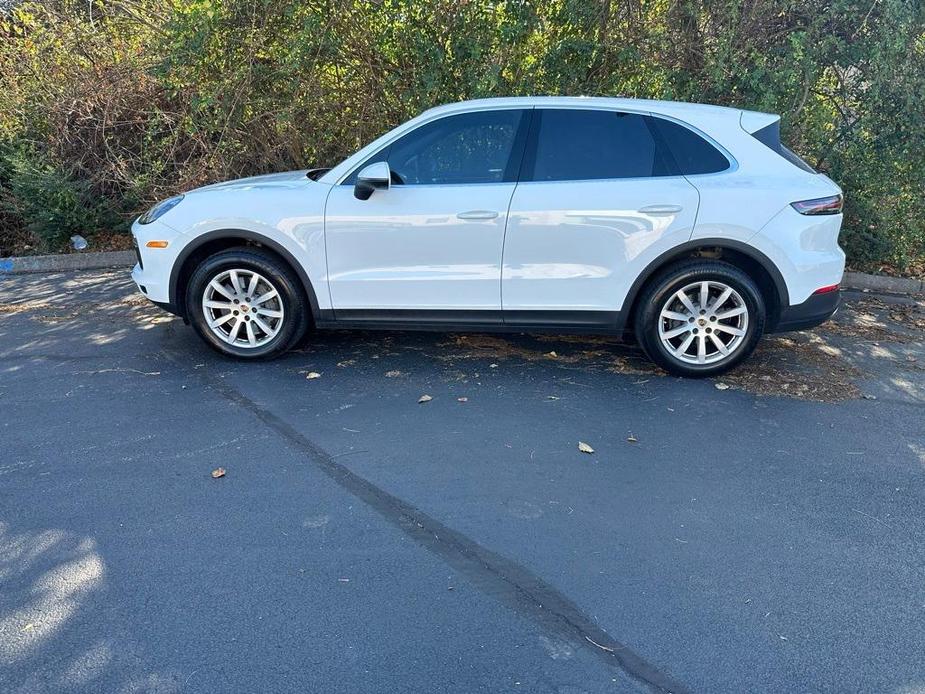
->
[740,110,780,134]
[740,110,817,173]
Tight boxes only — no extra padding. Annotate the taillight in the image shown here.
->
[791,194,843,215]
[812,283,840,295]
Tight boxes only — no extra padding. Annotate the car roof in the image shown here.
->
[420,96,748,121]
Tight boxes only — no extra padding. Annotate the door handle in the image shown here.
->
[638,204,683,215]
[457,210,499,220]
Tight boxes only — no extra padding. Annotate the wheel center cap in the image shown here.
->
[241,304,250,313]
[698,318,707,326]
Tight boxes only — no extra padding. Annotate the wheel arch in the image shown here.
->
[622,239,789,333]
[169,229,321,322]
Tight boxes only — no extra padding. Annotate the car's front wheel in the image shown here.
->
[634,260,765,377]
[185,247,307,359]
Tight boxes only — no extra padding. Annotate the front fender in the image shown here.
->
[162,182,331,317]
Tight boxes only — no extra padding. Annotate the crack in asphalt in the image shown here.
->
[161,349,689,694]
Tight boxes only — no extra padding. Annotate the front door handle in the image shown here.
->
[457,210,499,220]
[638,204,683,215]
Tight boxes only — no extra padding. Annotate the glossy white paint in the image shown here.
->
[131,95,844,325]
[503,177,699,311]
[133,171,331,309]
[325,182,515,311]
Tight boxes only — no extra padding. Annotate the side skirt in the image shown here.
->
[316,309,627,336]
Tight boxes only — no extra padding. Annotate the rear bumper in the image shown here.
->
[772,290,840,333]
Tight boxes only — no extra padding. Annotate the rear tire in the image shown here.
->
[634,260,765,377]
[185,247,308,359]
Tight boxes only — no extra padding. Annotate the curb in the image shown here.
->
[1,251,922,297]
[0,250,136,274]
[842,271,924,296]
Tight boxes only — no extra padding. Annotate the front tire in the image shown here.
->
[634,260,765,377]
[185,247,307,359]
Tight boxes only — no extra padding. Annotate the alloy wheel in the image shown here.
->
[201,268,285,348]
[657,280,749,365]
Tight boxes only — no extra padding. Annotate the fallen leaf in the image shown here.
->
[418,394,433,403]
[489,363,499,368]
[305,371,321,380]
[714,382,730,390]
[546,395,560,400]
[547,351,558,358]
[336,359,355,368]
[211,467,226,478]
[627,434,638,443]
[457,397,468,402]
[384,370,402,377]
[578,441,594,454]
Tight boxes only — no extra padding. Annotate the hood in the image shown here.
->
[190,170,313,195]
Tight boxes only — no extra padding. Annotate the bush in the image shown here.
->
[1,0,923,273]
[0,143,121,250]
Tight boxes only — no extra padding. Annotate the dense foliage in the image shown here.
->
[1,0,923,273]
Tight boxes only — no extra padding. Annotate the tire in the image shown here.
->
[634,260,765,377]
[185,246,308,359]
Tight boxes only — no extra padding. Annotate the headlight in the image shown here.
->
[138,195,184,225]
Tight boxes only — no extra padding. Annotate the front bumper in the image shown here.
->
[772,290,841,333]
[131,262,182,315]
[130,217,181,305]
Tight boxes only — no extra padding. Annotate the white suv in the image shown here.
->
[131,96,844,376]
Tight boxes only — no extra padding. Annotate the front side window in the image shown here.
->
[523,109,671,182]
[345,109,527,186]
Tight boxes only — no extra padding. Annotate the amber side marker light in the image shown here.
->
[145,240,169,249]
[812,283,840,295]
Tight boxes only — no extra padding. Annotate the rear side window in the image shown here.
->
[523,109,673,182]
[648,117,731,175]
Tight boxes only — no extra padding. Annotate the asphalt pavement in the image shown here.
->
[1,269,923,693]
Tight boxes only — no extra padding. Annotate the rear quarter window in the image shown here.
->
[750,121,817,174]
[648,117,731,175]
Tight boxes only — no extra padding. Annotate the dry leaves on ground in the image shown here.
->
[578,441,594,454]
[211,467,226,478]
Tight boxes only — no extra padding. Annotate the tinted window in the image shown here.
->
[346,110,526,186]
[650,117,730,175]
[749,121,815,173]
[525,109,668,182]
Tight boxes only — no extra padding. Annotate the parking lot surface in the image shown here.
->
[1,269,924,693]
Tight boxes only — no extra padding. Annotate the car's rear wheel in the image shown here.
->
[634,260,765,377]
[186,247,307,359]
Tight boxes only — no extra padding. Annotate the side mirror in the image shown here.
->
[354,161,391,200]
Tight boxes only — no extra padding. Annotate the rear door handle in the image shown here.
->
[457,210,499,220]
[638,204,683,215]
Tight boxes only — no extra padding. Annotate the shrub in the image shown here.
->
[0,143,121,250]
